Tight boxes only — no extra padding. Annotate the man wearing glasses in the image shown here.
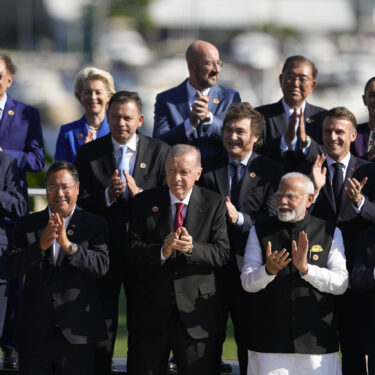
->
[256,55,326,171]
[153,40,241,158]
[6,161,109,375]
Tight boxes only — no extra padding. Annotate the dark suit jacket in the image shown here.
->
[351,122,372,161]
[128,185,230,340]
[55,114,110,164]
[6,206,109,347]
[199,152,283,259]
[298,155,375,271]
[256,99,327,170]
[75,133,170,268]
[351,227,375,354]
[0,95,44,202]
[153,79,241,157]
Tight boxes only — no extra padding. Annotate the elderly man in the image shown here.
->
[241,172,348,375]
[128,144,230,375]
[153,40,241,158]
[256,55,326,170]
[6,161,109,375]
[0,54,44,368]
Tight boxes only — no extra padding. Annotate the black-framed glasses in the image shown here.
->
[283,72,312,84]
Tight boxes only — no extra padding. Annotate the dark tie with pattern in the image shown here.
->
[231,162,243,207]
[174,203,185,231]
[332,162,344,207]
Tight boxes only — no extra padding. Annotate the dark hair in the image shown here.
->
[0,54,16,75]
[107,91,142,114]
[364,76,375,94]
[46,161,79,184]
[323,107,357,130]
[222,102,264,148]
[282,55,318,79]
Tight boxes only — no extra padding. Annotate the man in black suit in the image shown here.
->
[304,107,375,374]
[128,144,230,375]
[256,55,327,170]
[199,102,283,374]
[75,91,170,374]
[0,153,27,368]
[6,161,109,375]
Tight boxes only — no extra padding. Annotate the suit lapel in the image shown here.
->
[214,155,230,197]
[272,100,288,137]
[322,161,336,212]
[155,188,173,240]
[0,96,15,140]
[72,116,88,148]
[338,156,357,216]
[175,80,190,121]
[98,134,117,179]
[208,85,224,115]
[237,153,258,209]
[184,186,206,237]
[132,134,149,181]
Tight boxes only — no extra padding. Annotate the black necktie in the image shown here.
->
[332,162,344,206]
[231,162,243,207]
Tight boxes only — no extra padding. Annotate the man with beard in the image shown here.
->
[241,172,348,375]
[153,40,241,158]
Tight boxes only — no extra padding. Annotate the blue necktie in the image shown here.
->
[118,146,129,199]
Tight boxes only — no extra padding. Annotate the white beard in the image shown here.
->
[277,205,305,223]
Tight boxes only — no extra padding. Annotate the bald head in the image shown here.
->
[186,40,221,91]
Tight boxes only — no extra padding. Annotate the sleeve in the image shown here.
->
[241,226,276,292]
[54,126,68,162]
[301,227,348,295]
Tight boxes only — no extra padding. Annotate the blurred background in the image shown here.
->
[2,0,375,171]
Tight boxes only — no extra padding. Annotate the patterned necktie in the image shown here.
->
[332,162,344,206]
[231,161,244,207]
[174,203,185,231]
[118,145,129,199]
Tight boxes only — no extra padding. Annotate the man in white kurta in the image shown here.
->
[241,172,348,375]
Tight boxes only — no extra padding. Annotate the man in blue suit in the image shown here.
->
[0,54,44,368]
[153,40,241,158]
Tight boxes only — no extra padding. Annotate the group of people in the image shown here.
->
[1,38,375,375]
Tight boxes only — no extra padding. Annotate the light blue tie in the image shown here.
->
[118,145,129,199]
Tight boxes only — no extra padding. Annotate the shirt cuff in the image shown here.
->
[201,111,213,124]
[184,118,197,138]
[161,247,167,261]
[105,187,115,207]
[234,212,244,228]
[300,136,311,155]
[352,196,365,213]
[280,136,289,152]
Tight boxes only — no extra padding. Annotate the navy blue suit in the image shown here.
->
[256,99,326,170]
[351,122,373,161]
[153,79,241,157]
[55,114,110,164]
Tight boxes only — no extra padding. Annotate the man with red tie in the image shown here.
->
[128,144,230,374]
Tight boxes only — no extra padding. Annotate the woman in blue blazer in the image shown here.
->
[55,67,115,163]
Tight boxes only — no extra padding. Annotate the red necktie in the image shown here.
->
[174,203,185,231]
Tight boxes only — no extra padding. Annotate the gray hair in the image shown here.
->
[165,144,201,168]
[280,172,314,194]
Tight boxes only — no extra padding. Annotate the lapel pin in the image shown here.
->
[78,133,83,139]
[140,162,146,169]
[213,98,219,104]
[71,224,76,228]
[350,168,355,171]
[305,117,312,124]
[249,172,256,178]
[67,229,74,236]
[152,206,159,213]
[312,254,319,261]
[311,245,323,253]
[8,110,14,116]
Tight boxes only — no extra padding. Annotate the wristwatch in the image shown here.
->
[299,135,311,149]
[69,243,79,256]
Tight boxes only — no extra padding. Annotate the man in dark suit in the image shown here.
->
[351,76,375,161]
[0,54,44,368]
[6,161,109,375]
[75,91,170,374]
[256,55,326,171]
[199,102,284,374]
[128,144,230,375]
[0,153,27,368]
[303,107,375,374]
[153,40,241,158]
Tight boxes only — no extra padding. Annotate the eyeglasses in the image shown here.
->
[283,72,312,85]
[46,184,77,194]
[203,60,223,68]
[275,192,308,201]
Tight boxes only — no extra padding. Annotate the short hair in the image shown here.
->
[0,54,16,75]
[364,76,375,94]
[46,161,79,184]
[107,91,142,115]
[222,102,264,148]
[323,106,357,130]
[166,144,201,168]
[281,55,318,79]
[74,67,115,101]
[280,172,314,194]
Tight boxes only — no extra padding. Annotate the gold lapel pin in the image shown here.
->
[78,133,83,139]
[8,110,14,116]
[213,98,219,104]
[249,172,256,178]
[67,229,74,236]
[140,162,146,169]
[305,117,312,124]
[312,254,319,261]
[152,206,159,213]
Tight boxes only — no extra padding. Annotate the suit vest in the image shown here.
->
[249,215,338,354]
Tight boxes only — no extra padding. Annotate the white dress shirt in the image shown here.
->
[0,93,7,122]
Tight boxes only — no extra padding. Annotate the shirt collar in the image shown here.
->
[281,97,306,117]
[186,79,211,99]
[169,188,193,206]
[0,93,7,112]
[111,133,138,154]
[325,152,351,170]
[48,205,76,224]
[228,152,252,167]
